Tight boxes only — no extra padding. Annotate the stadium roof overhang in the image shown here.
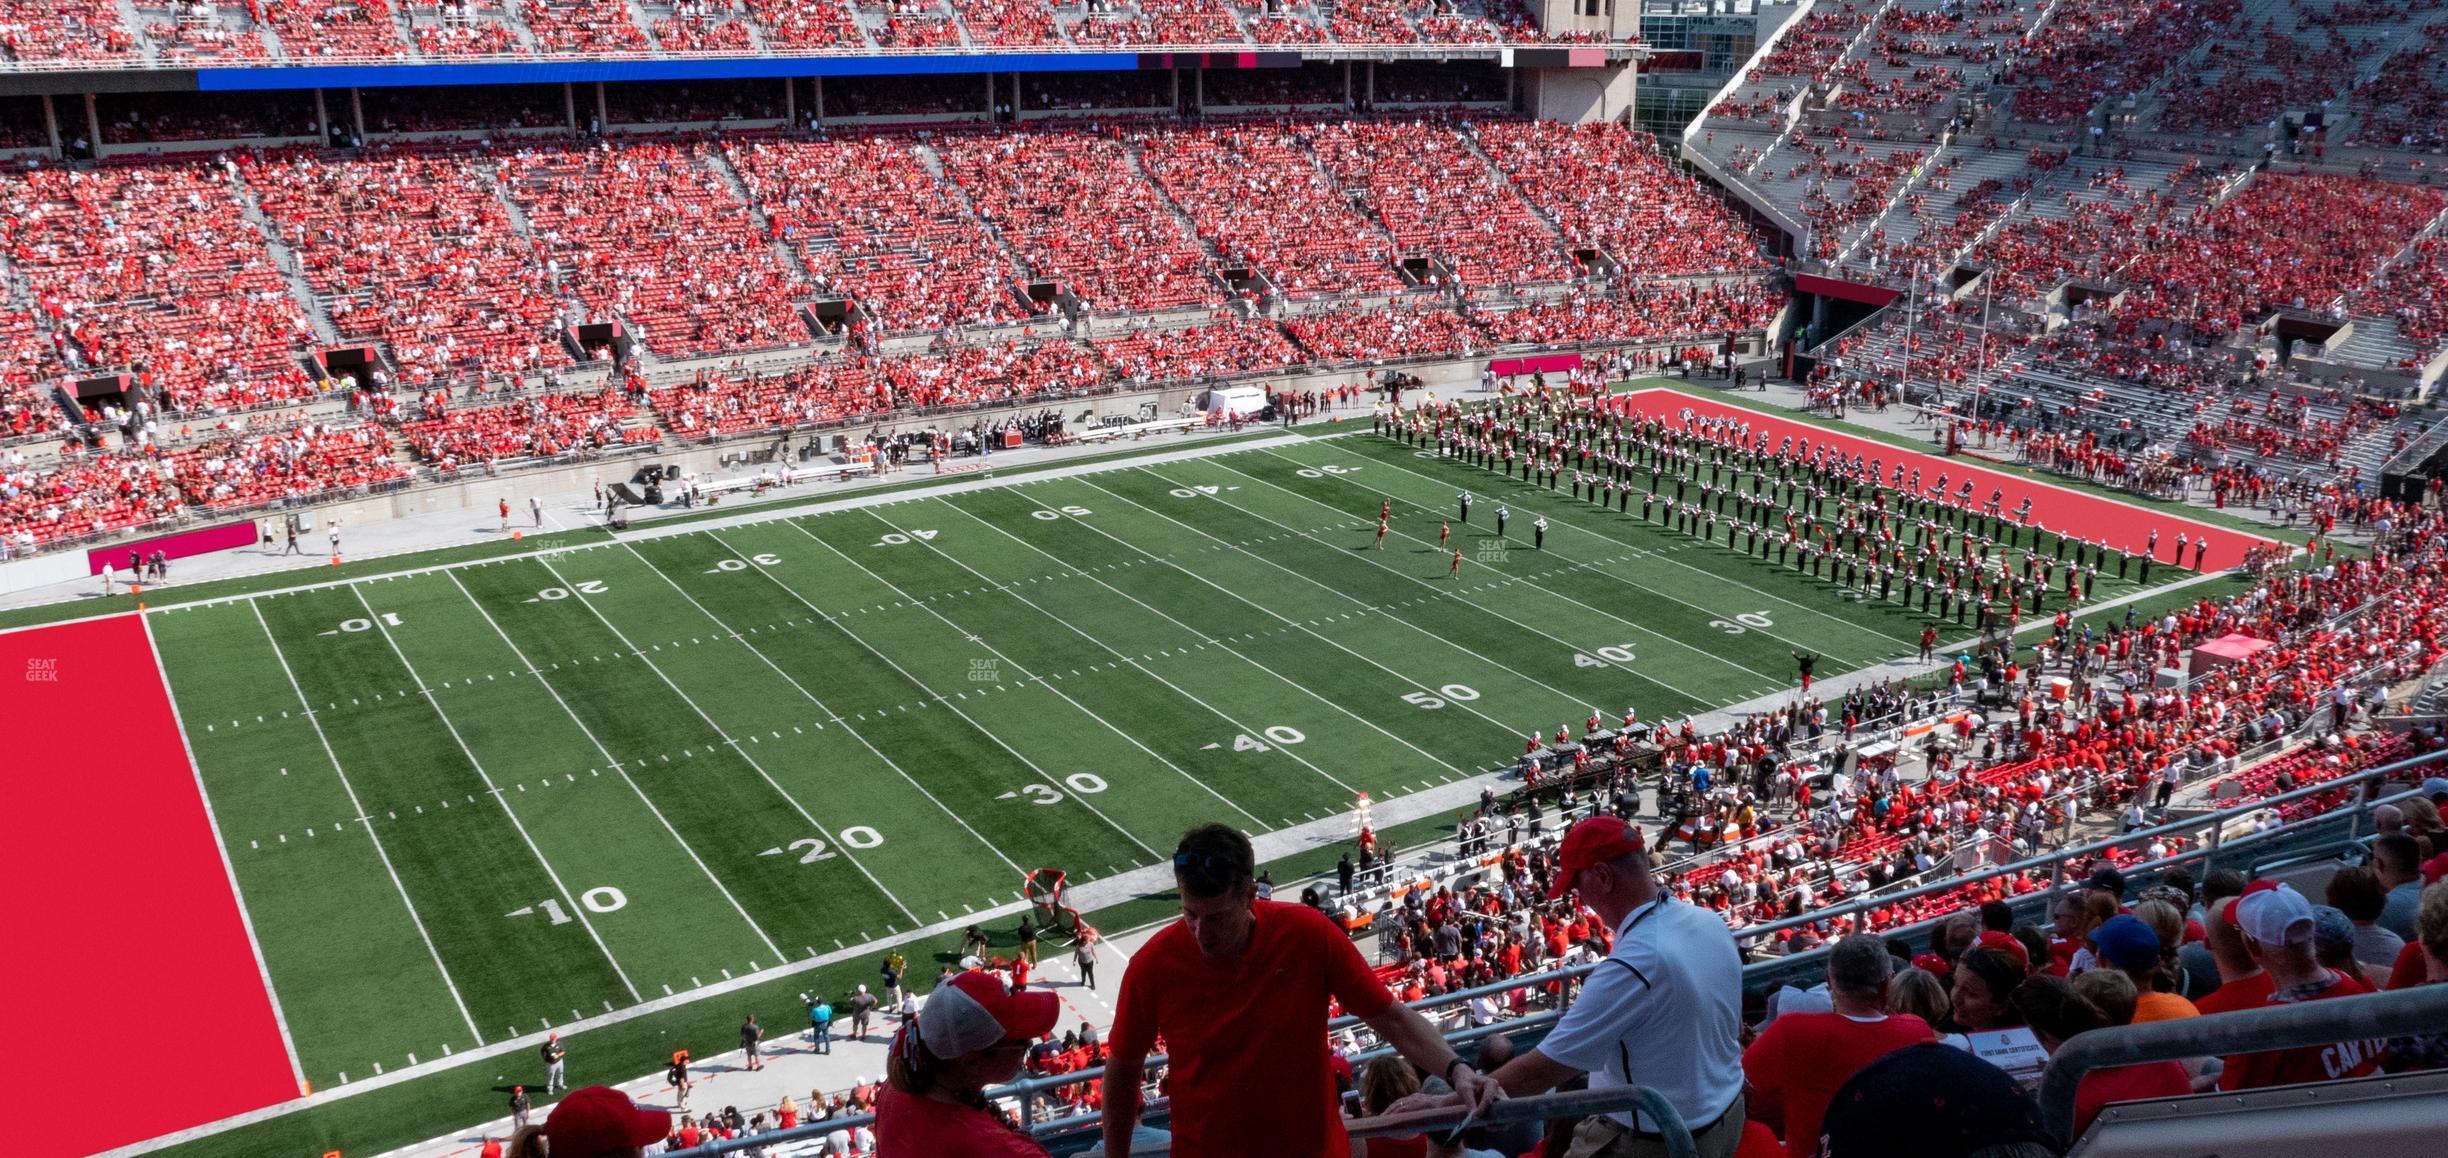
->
[0,44,1650,97]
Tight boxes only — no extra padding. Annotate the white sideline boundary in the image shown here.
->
[141,613,308,1092]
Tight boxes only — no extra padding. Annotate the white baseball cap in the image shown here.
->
[2236,883,2315,947]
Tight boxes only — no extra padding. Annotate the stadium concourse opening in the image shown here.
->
[0,614,298,1157]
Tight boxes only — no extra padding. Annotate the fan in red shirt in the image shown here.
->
[877,968,1061,1157]
[2192,896,2277,1015]
[1742,935,1936,1157]
[2216,884,2387,1091]
[1103,823,1501,1158]
[2011,973,2190,1139]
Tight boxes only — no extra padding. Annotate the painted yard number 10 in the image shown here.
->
[508,886,628,925]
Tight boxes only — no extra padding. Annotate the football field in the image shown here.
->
[29,386,2254,1153]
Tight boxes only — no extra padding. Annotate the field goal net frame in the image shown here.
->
[1023,867,1088,943]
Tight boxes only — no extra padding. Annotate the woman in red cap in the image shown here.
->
[505,1085,669,1158]
[879,969,1060,1156]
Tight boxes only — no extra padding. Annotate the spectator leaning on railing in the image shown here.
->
[1101,822,1502,1158]
[1473,815,1749,1158]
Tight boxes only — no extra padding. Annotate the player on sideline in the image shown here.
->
[500,496,511,532]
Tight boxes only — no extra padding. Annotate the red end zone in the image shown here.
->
[1614,387,2276,570]
[0,614,297,1156]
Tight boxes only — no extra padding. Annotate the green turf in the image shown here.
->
[136,398,2222,1155]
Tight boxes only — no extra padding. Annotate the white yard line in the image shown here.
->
[945,490,1504,773]
[141,614,308,1092]
[1151,459,1695,714]
[602,540,1035,880]
[527,552,925,928]
[346,585,644,1005]
[437,569,791,965]
[1077,472,1629,721]
[247,600,486,1047]
[762,518,1264,835]
[1266,444,1890,670]
[839,506,1369,802]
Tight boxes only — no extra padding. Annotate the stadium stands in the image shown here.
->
[245,149,573,386]
[935,131,1218,314]
[724,134,1025,333]
[0,161,321,416]
[495,139,814,357]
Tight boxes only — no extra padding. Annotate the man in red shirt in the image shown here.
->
[1743,934,1935,1157]
[1103,823,1500,1158]
[2193,895,2275,1015]
[2217,884,2385,1090]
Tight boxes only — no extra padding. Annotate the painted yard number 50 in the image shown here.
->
[1403,685,1482,709]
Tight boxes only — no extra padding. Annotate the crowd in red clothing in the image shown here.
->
[1133,123,1410,299]
[0,161,321,416]
[162,417,409,507]
[2348,21,2448,151]
[727,135,1026,334]
[498,139,814,358]
[1996,0,2245,123]
[0,0,138,60]
[1305,119,1577,288]
[2355,234,2448,365]
[1475,120,1769,280]
[517,0,652,54]
[247,149,572,388]
[938,131,1215,314]
[400,387,645,470]
[2119,173,2448,332]
[1475,281,1781,348]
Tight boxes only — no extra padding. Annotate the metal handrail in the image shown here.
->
[655,1082,1694,1157]
[2037,984,2448,1145]
[984,752,2448,1117]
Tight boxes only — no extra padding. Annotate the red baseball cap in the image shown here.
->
[918,969,1059,1059]
[543,1086,670,1156]
[1974,929,2030,970]
[1546,816,1646,900]
[1911,952,1952,978]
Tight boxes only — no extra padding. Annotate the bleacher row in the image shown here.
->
[0,116,1763,395]
[0,0,1603,65]
[0,116,1783,555]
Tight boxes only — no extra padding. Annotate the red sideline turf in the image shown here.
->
[0,613,297,1156]
[1614,387,2277,570]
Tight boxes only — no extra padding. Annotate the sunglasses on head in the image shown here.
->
[1173,851,1241,873]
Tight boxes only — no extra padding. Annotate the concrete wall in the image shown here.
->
[1525,63,1638,124]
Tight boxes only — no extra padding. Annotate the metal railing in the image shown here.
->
[2037,984,2448,1144]
[658,1083,1694,1157]
[970,750,2448,1123]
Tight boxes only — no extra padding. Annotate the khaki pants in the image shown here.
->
[1562,1091,1745,1158]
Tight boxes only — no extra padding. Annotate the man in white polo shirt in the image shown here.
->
[1486,815,1746,1157]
